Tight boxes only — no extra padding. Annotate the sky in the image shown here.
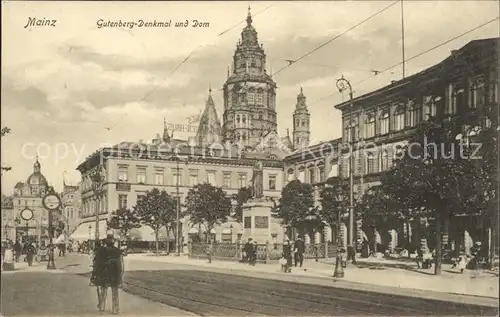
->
[1,1,499,194]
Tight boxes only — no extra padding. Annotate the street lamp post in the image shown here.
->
[90,166,105,242]
[336,75,356,265]
[174,154,190,256]
[42,187,61,270]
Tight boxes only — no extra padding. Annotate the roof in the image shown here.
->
[334,37,499,111]
[195,89,222,146]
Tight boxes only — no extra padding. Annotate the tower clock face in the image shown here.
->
[20,208,34,221]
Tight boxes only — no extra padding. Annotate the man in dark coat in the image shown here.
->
[293,236,305,267]
[24,241,36,266]
[92,235,123,314]
[14,241,22,262]
[243,238,253,263]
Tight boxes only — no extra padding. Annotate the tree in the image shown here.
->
[232,186,253,223]
[184,183,232,243]
[1,126,11,174]
[107,208,141,242]
[273,180,320,238]
[377,119,474,275]
[319,177,349,244]
[133,188,176,255]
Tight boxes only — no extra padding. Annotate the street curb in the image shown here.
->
[126,256,499,307]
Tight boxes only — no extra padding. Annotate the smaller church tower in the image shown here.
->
[195,86,222,147]
[292,87,310,149]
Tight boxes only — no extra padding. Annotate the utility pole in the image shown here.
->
[175,156,181,256]
[401,0,406,79]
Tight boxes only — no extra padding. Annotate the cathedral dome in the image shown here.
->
[26,158,48,186]
[26,172,48,186]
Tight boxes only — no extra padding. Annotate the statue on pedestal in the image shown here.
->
[251,160,264,199]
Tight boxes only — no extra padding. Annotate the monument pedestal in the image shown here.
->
[242,198,275,244]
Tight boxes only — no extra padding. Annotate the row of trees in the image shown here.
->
[271,116,497,275]
[108,185,253,255]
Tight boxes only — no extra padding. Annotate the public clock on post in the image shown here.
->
[20,208,34,221]
[42,193,61,211]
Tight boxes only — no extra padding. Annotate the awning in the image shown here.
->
[70,220,107,241]
[54,233,67,244]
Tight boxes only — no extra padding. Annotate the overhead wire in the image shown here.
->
[308,16,500,107]
[271,1,400,78]
[139,4,275,103]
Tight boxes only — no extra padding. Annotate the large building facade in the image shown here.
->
[334,37,499,253]
[10,158,54,243]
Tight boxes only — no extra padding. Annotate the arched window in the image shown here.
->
[394,145,404,161]
[236,115,240,123]
[379,110,390,134]
[259,112,263,120]
[366,152,376,174]
[287,169,295,181]
[298,167,306,182]
[409,100,421,127]
[380,150,389,171]
[423,96,440,120]
[365,113,375,138]
[256,88,264,106]
[345,120,357,142]
[296,119,300,126]
[301,120,306,127]
[307,166,315,184]
[394,105,405,131]
[242,115,246,124]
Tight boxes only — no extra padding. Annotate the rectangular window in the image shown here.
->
[207,171,216,185]
[244,216,251,229]
[256,93,263,106]
[238,174,247,188]
[247,93,255,104]
[172,168,181,185]
[118,194,128,209]
[268,175,276,190]
[189,174,198,186]
[136,167,146,184]
[137,194,145,204]
[365,121,375,138]
[118,167,128,182]
[223,173,231,188]
[154,170,164,185]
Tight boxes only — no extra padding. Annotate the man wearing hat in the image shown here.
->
[93,234,123,315]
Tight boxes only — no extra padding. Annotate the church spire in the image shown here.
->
[195,87,222,147]
[162,117,171,143]
[246,6,252,25]
[34,155,41,173]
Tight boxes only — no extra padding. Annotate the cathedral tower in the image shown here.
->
[222,7,277,148]
[293,87,310,149]
[195,86,222,146]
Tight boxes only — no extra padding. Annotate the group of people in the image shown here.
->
[1,239,39,270]
[281,235,306,273]
[90,234,124,315]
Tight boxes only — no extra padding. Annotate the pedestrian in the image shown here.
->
[243,238,253,263]
[293,235,305,268]
[281,239,292,273]
[14,240,22,263]
[249,240,258,266]
[24,241,36,266]
[2,242,15,271]
[91,235,124,314]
